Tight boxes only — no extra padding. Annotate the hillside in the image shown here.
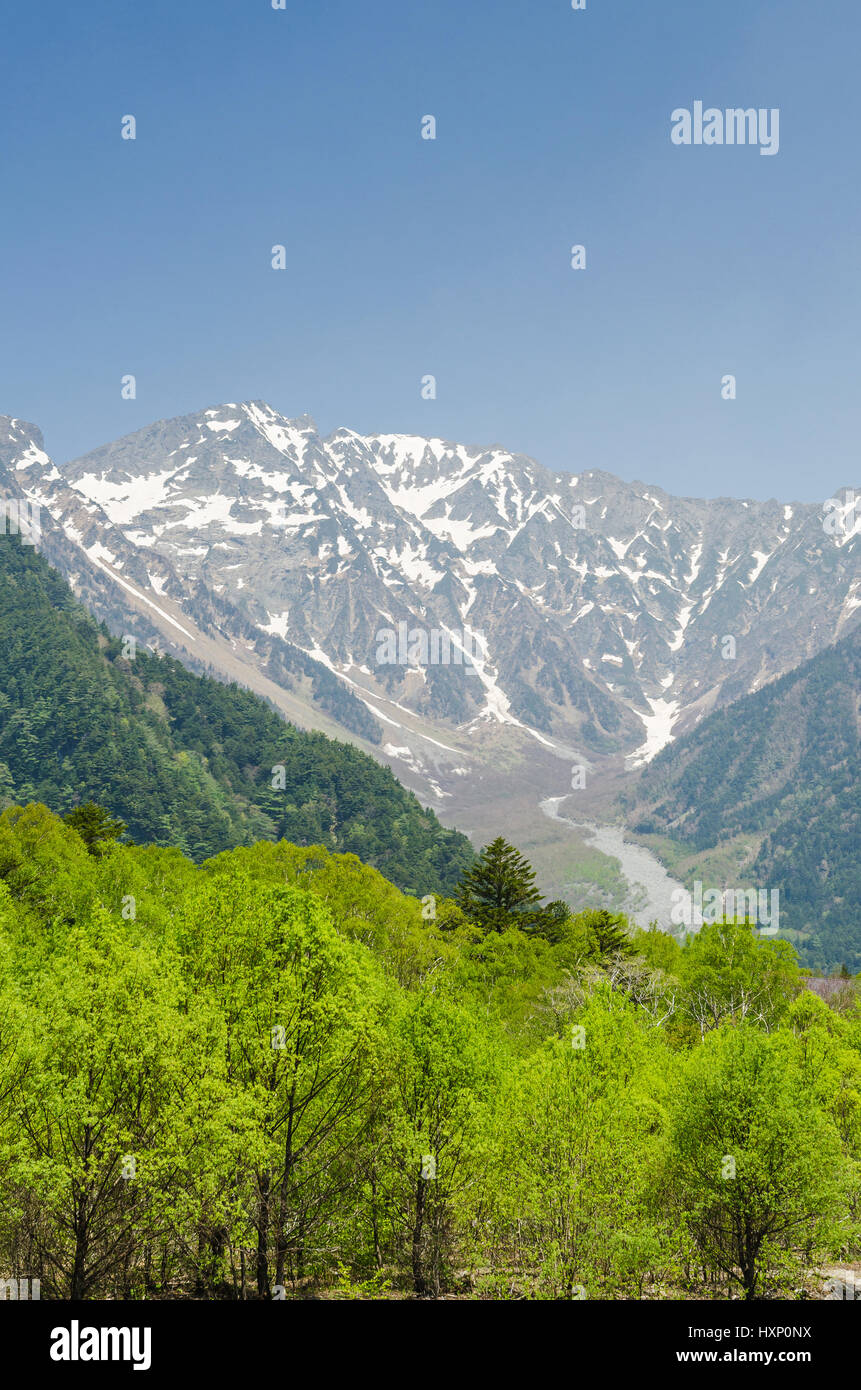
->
[2,409,857,815]
[0,533,474,894]
[623,629,861,970]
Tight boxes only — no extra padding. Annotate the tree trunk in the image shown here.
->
[370,1174,383,1269]
[740,1223,759,1300]
[274,1089,297,1290]
[256,1173,271,1298]
[195,1229,205,1297]
[412,1175,427,1295]
[70,1187,89,1300]
[274,1157,294,1288]
[70,1222,89,1299]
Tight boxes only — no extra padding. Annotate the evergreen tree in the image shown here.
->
[582,908,635,961]
[63,802,127,855]
[455,838,544,933]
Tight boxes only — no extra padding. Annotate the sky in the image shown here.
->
[1,0,859,501]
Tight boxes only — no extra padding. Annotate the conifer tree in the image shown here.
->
[581,908,635,960]
[454,837,544,933]
[63,802,127,855]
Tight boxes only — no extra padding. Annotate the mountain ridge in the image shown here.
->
[2,403,858,820]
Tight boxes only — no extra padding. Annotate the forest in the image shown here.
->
[0,535,473,895]
[0,806,858,1301]
[624,627,860,972]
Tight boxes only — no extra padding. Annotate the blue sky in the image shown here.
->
[1,0,858,500]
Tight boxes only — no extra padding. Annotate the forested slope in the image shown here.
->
[624,628,860,969]
[0,534,473,894]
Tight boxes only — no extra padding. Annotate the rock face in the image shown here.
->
[0,402,858,807]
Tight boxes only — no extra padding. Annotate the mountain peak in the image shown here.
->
[1,405,857,813]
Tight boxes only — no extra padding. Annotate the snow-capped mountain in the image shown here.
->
[1,403,858,813]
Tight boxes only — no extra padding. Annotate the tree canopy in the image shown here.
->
[0,803,856,1301]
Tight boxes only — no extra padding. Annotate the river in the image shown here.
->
[539,794,688,932]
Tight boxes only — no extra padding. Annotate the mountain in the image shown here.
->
[0,416,383,746]
[5,404,857,779]
[622,628,861,970]
[1,403,857,904]
[0,531,474,893]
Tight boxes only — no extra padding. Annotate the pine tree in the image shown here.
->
[581,908,635,960]
[63,802,127,856]
[454,838,544,933]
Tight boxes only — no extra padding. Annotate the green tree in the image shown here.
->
[679,919,800,1036]
[63,802,127,855]
[475,989,677,1298]
[176,873,383,1296]
[579,908,635,961]
[370,989,498,1296]
[669,1024,848,1299]
[455,838,544,933]
[2,904,208,1297]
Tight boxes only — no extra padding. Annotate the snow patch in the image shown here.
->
[627,697,681,767]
